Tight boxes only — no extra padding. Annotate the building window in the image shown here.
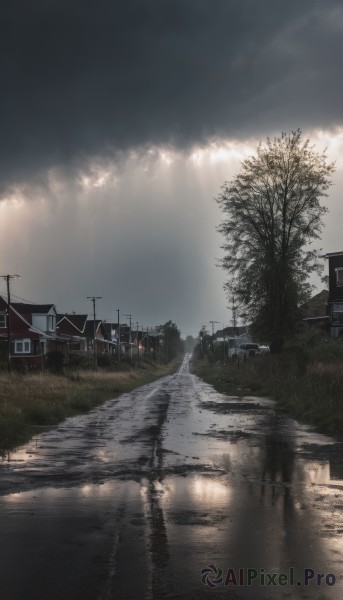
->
[0,312,6,328]
[332,303,343,325]
[15,339,31,354]
[47,315,55,331]
[39,340,46,354]
[335,268,343,287]
[332,312,343,325]
[69,343,81,351]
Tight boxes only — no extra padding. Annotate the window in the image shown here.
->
[39,340,46,354]
[69,343,81,351]
[335,268,343,287]
[15,339,31,354]
[47,315,55,331]
[0,312,6,328]
[332,303,343,325]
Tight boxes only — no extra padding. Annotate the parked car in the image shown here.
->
[258,345,270,354]
[237,343,260,357]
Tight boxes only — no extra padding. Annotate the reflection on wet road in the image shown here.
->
[1,354,343,599]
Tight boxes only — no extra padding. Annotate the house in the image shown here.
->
[0,297,66,370]
[214,329,252,358]
[324,252,343,336]
[57,314,116,355]
[0,296,121,370]
[102,322,115,354]
[302,289,330,329]
[84,319,110,354]
[215,326,249,339]
[56,314,88,352]
[118,323,131,355]
[108,323,133,356]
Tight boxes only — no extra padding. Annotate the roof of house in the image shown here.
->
[302,290,329,315]
[0,297,60,339]
[56,314,88,333]
[84,320,103,338]
[0,296,8,311]
[11,303,55,314]
[324,251,343,258]
[305,289,329,303]
[303,316,330,322]
[101,323,114,339]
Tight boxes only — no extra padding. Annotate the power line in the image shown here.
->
[0,289,42,305]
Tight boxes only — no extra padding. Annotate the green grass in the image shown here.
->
[0,359,180,452]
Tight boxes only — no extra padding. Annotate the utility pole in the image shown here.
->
[0,274,20,373]
[123,313,133,361]
[116,308,121,366]
[87,296,102,372]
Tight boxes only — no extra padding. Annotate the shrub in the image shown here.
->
[45,351,66,373]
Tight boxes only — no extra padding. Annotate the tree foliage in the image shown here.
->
[216,130,335,352]
[193,326,211,359]
[159,320,182,361]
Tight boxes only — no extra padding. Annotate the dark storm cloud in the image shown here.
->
[1,0,343,192]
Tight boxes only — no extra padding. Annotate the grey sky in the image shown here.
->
[0,1,343,336]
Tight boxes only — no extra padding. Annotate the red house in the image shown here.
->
[0,297,66,370]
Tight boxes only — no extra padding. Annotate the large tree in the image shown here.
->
[216,130,335,352]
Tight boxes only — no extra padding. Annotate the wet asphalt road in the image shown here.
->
[1,355,343,599]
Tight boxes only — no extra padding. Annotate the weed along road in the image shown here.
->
[1,355,343,599]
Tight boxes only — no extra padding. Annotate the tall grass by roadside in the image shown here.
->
[191,330,343,441]
[0,360,179,452]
